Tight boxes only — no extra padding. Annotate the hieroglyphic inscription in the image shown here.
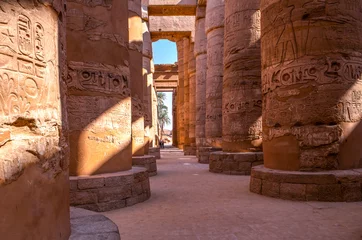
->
[67,62,130,96]
[0,3,55,119]
[263,60,362,94]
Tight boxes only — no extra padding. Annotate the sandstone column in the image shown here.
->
[176,40,185,149]
[250,0,362,201]
[0,2,70,239]
[129,0,146,156]
[183,37,192,154]
[67,0,151,211]
[172,89,178,147]
[209,0,263,175]
[205,0,224,149]
[195,5,209,163]
[186,42,197,155]
[142,20,153,153]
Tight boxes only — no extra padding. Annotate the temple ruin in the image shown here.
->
[1,0,362,239]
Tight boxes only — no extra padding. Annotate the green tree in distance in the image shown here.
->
[157,92,171,139]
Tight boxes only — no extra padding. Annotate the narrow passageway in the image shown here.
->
[104,148,362,240]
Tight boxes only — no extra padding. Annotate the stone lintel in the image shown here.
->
[148,5,196,16]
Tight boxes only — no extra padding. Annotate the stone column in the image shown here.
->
[183,37,192,154]
[205,0,224,149]
[176,40,185,149]
[250,0,362,201]
[195,5,209,163]
[209,0,263,175]
[152,85,159,147]
[67,0,151,211]
[172,89,178,147]
[142,20,153,153]
[129,0,145,156]
[186,42,197,155]
[0,2,70,239]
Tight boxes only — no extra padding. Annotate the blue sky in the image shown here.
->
[153,40,177,130]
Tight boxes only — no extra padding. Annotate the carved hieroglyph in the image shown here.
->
[195,6,207,147]
[223,0,262,152]
[0,2,70,239]
[205,0,224,148]
[67,0,132,175]
[261,0,362,171]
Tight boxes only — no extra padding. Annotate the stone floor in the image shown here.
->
[104,148,362,240]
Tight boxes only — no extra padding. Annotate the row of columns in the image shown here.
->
[174,0,362,201]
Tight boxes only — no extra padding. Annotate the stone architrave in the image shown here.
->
[67,0,132,176]
[0,2,70,239]
[129,0,146,156]
[209,0,263,174]
[176,40,185,149]
[205,0,224,148]
[194,6,207,149]
[250,0,362,201]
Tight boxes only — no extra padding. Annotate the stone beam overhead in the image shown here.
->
[149,16,195,41]
[154,64,179,91]
[148,0,196,16]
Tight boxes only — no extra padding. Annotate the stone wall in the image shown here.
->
[0,1,70,239]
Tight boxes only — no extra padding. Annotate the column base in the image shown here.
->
[149,147,161,159]
[184,145,197,156]
[70,207,120,239]
[250,165,362,202]
[132,155,157,177]
[70,167,151,212]
[209,152,263,175]
[197,147,222,164]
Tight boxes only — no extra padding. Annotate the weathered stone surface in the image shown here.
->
[132,155,158,176]
[69,207,121,240]
[0,1,70,239]
[204,0,224,148]
[250,166,362,202]
[67,0,132,175]
[261,0,362,171]
[209,152,263,175]
[70,167,151,212]
[194,6,207,150]
[223,0,262,152]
